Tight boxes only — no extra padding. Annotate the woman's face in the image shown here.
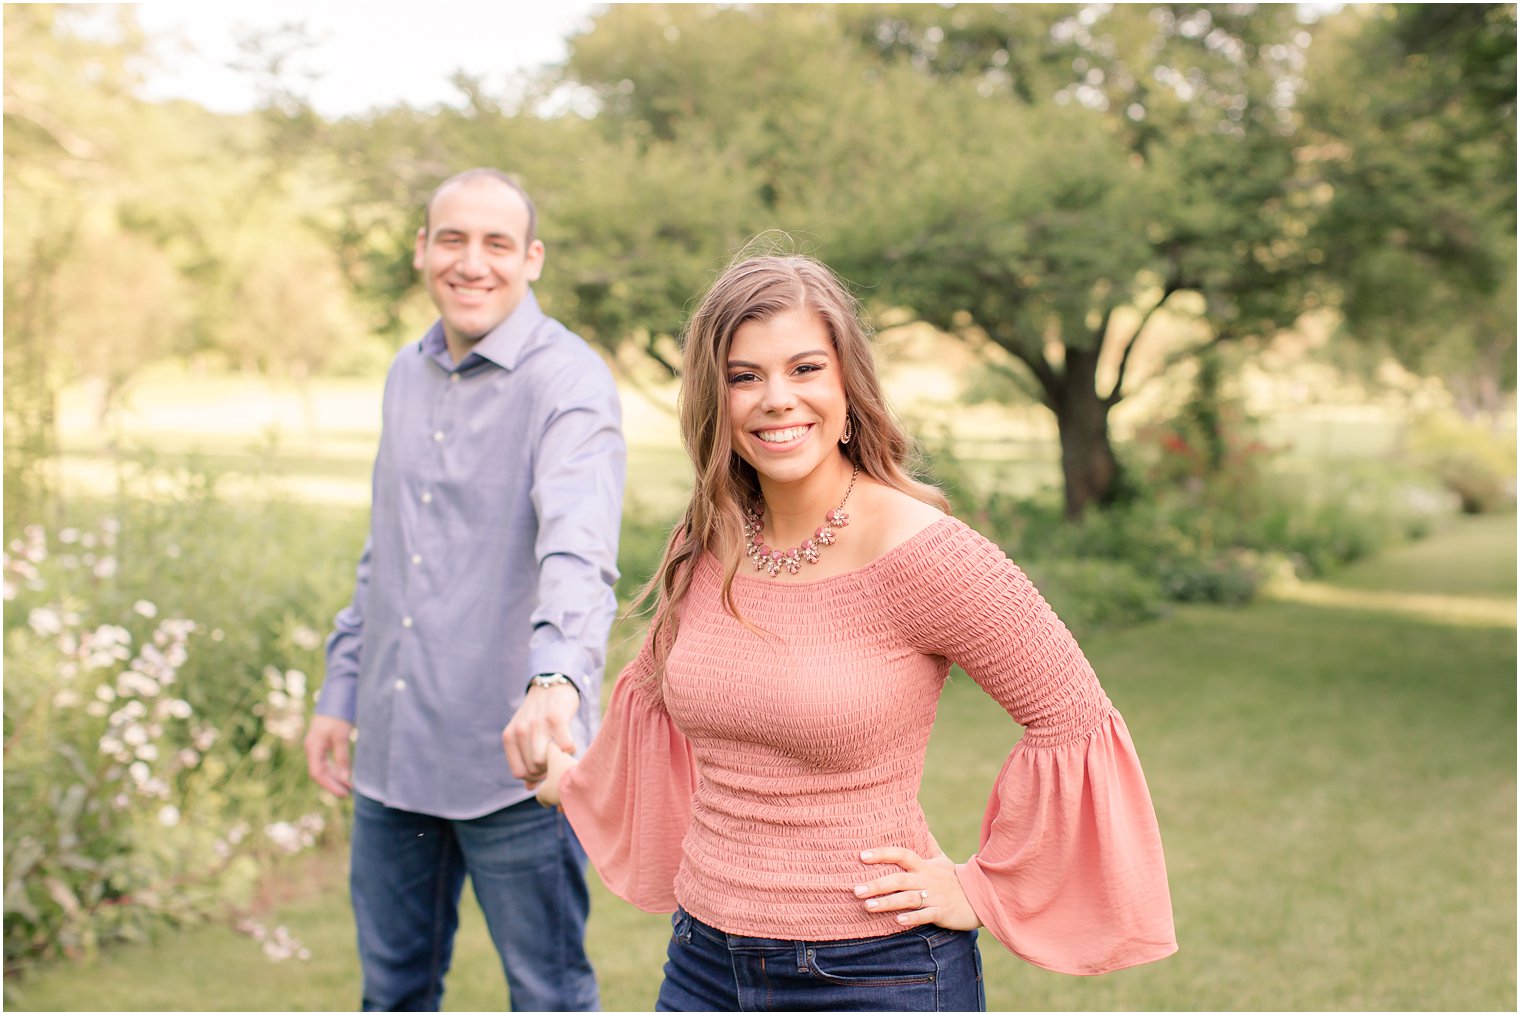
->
[725,307,849,491]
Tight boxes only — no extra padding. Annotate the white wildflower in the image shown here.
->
[158,805,180,827]
[28,607,62,637]
[153,698,191,720]
[264,821,303,854]
[132,600,158,618]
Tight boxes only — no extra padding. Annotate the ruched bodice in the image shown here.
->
[561,517,1176,974]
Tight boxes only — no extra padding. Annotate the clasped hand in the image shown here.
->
[501,682,580,796]
[852,847,981,931]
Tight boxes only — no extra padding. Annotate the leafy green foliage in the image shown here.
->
[2,465,363,974]
[1407,409,1517,514]
[1301,4,1517,413]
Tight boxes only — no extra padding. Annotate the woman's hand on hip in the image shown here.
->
[853,847,982,931]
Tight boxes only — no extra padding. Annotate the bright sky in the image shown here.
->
[133,2,603,118]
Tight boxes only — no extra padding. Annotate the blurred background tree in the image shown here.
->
[1301,3,1517,419]
[3,1,1515,521]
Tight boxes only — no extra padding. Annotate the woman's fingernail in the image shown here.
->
[860,851,873,861]
[853,885,866,896]
[866,900,878,910]
[897,914,909,924]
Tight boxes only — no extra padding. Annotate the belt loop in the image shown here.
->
[796,940,809,974]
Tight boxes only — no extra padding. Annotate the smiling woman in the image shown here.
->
[726,307,852,510]
[507,248,1179,1012]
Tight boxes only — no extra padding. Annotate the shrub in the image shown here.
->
[2,463,363,977]
[1019,558,1168,638]
[1407,410,1516,515]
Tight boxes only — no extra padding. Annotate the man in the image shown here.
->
[305,168,624,1012]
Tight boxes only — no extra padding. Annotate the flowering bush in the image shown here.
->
[1407,409,1516,515]
[3,489,359,974]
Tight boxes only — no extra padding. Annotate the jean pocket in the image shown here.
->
[670,908,693,946]
[804,932,938,987]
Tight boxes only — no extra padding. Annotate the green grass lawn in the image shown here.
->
[7,516,1514,1012]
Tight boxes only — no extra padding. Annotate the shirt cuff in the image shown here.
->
[315,674,358,723]
[528,645,590,695]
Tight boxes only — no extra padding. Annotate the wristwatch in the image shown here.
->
[527,672,577,693]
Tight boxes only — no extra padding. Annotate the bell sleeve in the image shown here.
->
[558,633,698,913]
[887,520,1177,975]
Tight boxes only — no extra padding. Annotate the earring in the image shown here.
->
[840,412,854,446]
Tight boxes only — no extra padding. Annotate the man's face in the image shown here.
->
[414,178,544,353]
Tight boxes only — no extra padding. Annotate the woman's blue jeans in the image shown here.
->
[350,792,598,1012]
[656,907,985,1012]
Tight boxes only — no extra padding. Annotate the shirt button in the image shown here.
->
[410,554,422,566]
[421,491,433,504]
[401,616,413,628]
[394,678,406,691]
[432,430,444,443]
[449,373,460,383]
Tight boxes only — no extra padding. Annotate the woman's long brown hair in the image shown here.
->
[635,246,948,680]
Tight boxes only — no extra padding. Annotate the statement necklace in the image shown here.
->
[743,465,859,578]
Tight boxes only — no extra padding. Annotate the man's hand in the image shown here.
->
[503,682,580,788]
[303,715,355,797]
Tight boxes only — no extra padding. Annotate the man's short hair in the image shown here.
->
[422,168,537,246]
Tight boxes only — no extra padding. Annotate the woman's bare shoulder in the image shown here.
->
[855,482,951,559]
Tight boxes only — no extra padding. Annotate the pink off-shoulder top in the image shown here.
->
[560,516,1177,975]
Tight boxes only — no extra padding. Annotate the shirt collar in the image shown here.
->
[418,288,546,373]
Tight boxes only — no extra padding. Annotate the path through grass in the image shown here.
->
[8,516,1514,1011]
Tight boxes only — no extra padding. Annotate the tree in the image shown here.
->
[4,3,151,517]
[561,4,1321,517]
[317,63,767,369]
[1300,3,1517,417]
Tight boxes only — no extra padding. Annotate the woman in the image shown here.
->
[508,252,1176,1011]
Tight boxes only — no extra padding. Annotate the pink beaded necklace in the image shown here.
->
[743,465,859,578]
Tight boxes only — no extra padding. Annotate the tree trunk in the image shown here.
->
[1050,347,1121,520]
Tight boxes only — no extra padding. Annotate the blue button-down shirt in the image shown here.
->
[317,290,626,819]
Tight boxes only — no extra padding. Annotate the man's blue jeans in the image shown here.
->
[656,907,984,1012]
[350,791,599,1012]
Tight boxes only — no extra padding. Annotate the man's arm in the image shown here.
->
[304,537,370,796]
[504,362,626,785]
